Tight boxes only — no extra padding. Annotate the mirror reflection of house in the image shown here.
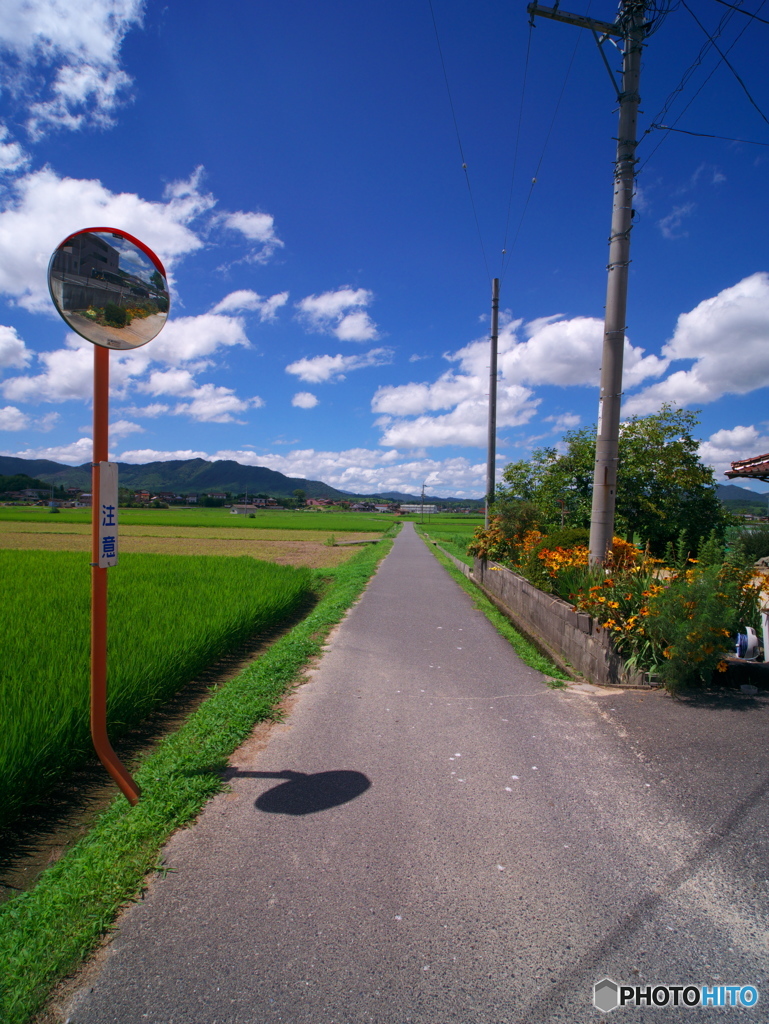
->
[48,228,170,350]
[50,233,122,312]
[49,231,169,316]
[49,234,167,317]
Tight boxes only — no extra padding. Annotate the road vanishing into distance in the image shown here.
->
[68,524,769,1023]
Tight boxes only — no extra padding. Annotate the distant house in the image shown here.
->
[230,504,261,515]
[399,504,438,515]
[306,498,333,507]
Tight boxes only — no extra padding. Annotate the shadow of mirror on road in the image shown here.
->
[223,769,371,815]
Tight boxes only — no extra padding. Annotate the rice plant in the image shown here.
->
[0,550,312,832]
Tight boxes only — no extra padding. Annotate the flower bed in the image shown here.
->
[470,521,769,691]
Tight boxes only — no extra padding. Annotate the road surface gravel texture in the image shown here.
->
[68,524,769,1023]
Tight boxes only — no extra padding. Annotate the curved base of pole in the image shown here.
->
[90,727,141,805]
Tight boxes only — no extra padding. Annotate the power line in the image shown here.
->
[500,3,591,283]
[650,123,769,145]
[639,0,766,168]
[681,0,769,127]
[500,22,533,278]
[644,0,739,141]
[427,0,492,283]
[711,0,769,24]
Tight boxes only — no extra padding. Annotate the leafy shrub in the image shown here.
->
[104,302,128,328]
[737,524,769,563]
[538,526,589,551]
[468,518,518,564]
[646,562,755,690]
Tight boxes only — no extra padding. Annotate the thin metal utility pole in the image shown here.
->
[485,277,500,528]
[91,346,140,805]
[527,2,649,564]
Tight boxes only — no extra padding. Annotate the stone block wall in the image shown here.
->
[473,557,658,688]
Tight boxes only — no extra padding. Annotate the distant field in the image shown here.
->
[0,521,381,567]
[416,517,483,566]
[0,506,389,531]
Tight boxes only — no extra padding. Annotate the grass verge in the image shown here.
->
[421,535,570,686]
[0,535,394,1024]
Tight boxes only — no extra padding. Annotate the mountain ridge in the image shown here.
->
[5,455,759,507]
[0,455,477,504]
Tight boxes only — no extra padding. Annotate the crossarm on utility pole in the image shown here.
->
[526,3,622,37]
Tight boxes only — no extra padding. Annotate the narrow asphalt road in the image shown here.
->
[68,523,769,1023]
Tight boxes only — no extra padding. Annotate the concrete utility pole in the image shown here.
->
[527,2,650,564]
[485,277,500,529]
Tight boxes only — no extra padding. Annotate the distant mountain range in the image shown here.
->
[0,456,479,505]
[4,454,763,509]
[717,482,769,513]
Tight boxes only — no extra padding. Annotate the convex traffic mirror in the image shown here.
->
[48,227,169,350]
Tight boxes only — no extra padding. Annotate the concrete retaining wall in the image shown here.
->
[473,557,658,688]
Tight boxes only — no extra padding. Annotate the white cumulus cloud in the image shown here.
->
[286,347,393,384]
[292,392,318,409]
[296,287,379,342]
[0,405,28,431]
[172,384,263,424]
[209,446,488,497]
[109,418,144,439]
[0,0,145,138]
[0,124,29,173]
[698,424,769,485]
[0,325,32,369]
[623,274,769,416]
[210,289,289,319]
[220,210,284,263]
[1,311,255,420]
[370,314,665,449]
[117,448,210,464]
[5,436,101,464]
[139,313,250,367]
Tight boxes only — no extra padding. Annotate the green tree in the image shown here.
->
[496,405,731,554]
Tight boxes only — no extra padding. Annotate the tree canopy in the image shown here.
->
[496,405,731,554]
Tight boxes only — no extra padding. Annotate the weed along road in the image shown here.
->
[67,523,769,1023]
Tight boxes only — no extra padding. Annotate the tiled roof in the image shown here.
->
[725,452,769,482]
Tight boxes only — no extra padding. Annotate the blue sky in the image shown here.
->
[0,0,768,498]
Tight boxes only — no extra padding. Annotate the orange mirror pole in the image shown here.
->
[91,344,140,804]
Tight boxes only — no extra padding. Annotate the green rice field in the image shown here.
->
[0,506,389,531]
[417,517,483,566]
[0,549,312,834]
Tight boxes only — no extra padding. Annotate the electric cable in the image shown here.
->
[650,124,769,145]
[427,0,492,284]
[643,0,739,143]
[500,7,590,284]
[711,0,769,24]
[680,0,769,128]
[499,22,533,281]
[638,0,767,169]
